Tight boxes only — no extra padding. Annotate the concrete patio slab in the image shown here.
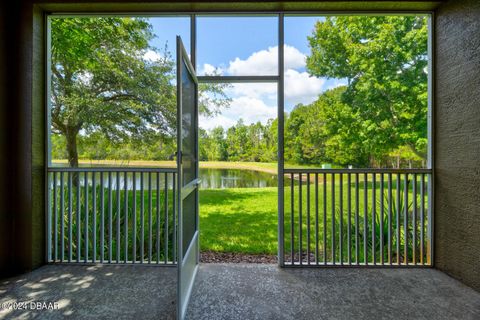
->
[1,264,479,319]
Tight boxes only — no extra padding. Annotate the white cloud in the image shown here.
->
[226,45,305,76]
[200,63,223,75]
[200,96,276,130]
[143,50,161,62]
[284,69,326,105]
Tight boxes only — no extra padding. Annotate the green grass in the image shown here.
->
[199,188,279,254]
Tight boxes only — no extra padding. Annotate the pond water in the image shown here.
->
[199,168,278,189]
[53,167,287,189]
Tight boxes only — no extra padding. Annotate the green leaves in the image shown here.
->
[305,16,428,165]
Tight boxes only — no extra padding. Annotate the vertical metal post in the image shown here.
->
[339,173,343,265]
[148,172,153,263]
[60,172,65,262]
[165,172,169,263]
[380,173,384,265]
[156,172,161,264]
[100,172,104,263]
[413,173,417,265]
[108,171,113,263]
[277,13,285,267]
[92,172,96,263]
[132,172,137,263]
[363,173,368,265]
[315,173,319,264]
[85,172,89,263]
[299,174,303,265]
[355,173,359,265]
[116,171,121,263]
[396,173,401,265]
[347,173,351,265]
[68,172,72,262]
[323,173,327,264]
[124,171,128,263]
[306,173,311,265]
[427,14,435,266]
[77,172,81,262]
[388,173,392,265]
[290,173,294,264]
[420,173,425,265]
[331,173,335,265]
[372,173,376,265]
[50,172,55,262]
[404,173,408,265]
[140,172,144,263]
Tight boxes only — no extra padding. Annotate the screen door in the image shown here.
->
[176,36,200,320]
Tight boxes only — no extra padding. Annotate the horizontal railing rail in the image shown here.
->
[46,167,177,265]
[283,168,433,267]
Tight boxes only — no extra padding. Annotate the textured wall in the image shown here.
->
[435,0,480,291]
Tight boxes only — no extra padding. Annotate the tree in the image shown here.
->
[306,16,428,161]
[51,17,229,167]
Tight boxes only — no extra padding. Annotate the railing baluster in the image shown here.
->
[420,173,425,265]
[85,171,89,263]
[77,172,81,263]
[323,173,327,265]
[355,173,359,265]
[290,173,294,264]
[108,171,113,263]
[339,173,343,265]
[306,173,311,265]
[388,173,392,265]
[52,172,57,262]
[157,172,161,264]
[60,172,65,262]
[68,172,72,263]
[315,173,319,265]
[372,173,376,265]
[100,172,104,263]
[299,173,303,265]
[347,173,351,265]
[363,173,368,265]
[331,173,335,265]
[116,171,121,263]
[404,173,409,265]
[412,173,417,265]
[164,172,168,264]
[140,172,144,263]
[380,173,384,265]
[124,171,128,263]
[92,172,96,263]
[132,172,137,263]
[173,172,177,264]
[396,173,401,265]
[148,172,153,263]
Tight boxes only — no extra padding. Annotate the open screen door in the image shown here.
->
[176,36,200,320]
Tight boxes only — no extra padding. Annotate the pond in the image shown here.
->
[199,168,278,189]
[53,167,288,189]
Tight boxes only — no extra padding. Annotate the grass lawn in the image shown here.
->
[200,187,279,254]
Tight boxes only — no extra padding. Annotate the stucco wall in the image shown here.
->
[434,0,480,291]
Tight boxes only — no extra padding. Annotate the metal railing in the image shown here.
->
[46,167,177,265]
[283,168,433,267]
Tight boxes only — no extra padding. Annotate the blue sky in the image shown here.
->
[147,16,345,130]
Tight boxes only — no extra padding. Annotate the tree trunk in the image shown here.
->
[65,127,79,168]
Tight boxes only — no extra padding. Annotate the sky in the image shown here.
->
[147,16,346,130]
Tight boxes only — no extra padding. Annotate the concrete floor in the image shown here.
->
[1,264,479,320]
